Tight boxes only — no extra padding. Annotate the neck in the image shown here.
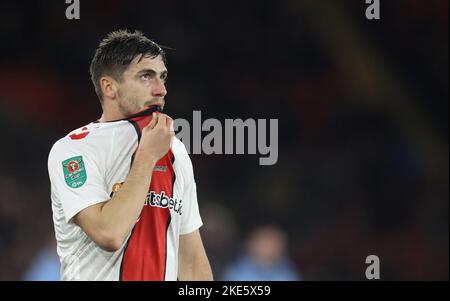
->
[98,112,124,123]
[98,100,126,122]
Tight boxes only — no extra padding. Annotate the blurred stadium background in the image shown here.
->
[0,0,448,280]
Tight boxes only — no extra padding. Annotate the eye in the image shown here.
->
[140,74,150,81]
[161,74,168,83]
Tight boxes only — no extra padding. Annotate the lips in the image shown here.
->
[150,103,164,109]
[145,100,164,108]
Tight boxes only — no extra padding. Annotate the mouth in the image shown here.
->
[145,101,165,109]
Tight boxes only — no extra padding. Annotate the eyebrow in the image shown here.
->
[137,68,168,78]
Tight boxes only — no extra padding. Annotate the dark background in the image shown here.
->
[0,0,448,280]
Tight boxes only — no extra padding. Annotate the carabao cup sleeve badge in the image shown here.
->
[62,156,87,188]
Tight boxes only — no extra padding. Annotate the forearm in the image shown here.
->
[98,150,157,243]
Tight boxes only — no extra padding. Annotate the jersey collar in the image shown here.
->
[94,105,163,123]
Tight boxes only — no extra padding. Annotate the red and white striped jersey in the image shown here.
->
[48,107,203,280]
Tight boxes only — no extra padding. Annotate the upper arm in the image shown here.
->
[48,139,110,223]
[179,230,203,254]
[179,229,206,265]
[48,139,118,250]
[178,229,213,280]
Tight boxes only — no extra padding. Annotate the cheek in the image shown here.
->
[122,79,152,100]
[140,82,153,93]
[128,85,149,103]
[120,83,140,98]
[139,82,154,98]
[131,80,151,93]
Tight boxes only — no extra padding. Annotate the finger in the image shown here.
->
[155,114,167,128]
[169,131,174,148]
[166,116,174,132]
[146,112,158,129]
[156,113,172,128]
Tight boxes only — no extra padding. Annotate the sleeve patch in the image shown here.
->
[62,156,87,188]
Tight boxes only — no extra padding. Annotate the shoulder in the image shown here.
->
[171,136,189,158]
[171,137,195,176]
[172,137,193,169]
[48,122,121,165]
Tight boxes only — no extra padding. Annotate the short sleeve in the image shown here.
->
[173,139,203,235]
[180,178,203,235]
[48,139,110,223]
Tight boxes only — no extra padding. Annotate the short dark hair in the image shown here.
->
[89,29,166,103]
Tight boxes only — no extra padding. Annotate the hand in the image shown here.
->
[137,112,174,163]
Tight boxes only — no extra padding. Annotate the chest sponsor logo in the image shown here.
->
[110,184,182,215]
[145,191,182,215]
[62,156,87,188]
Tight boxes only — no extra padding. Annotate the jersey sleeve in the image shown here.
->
[48,139,110,223]
[173,139,203,235]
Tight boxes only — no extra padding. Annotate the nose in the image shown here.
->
[152,78,167,97]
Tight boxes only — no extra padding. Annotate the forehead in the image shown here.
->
[125,54,166,74]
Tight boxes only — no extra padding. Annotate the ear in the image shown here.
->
[100,76,118,100]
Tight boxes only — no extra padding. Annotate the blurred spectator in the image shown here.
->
[22,236,60,281]
[222,225,301,281]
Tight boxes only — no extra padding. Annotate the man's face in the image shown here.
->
[115,54,167,117]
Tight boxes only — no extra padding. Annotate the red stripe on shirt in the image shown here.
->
[120,113,175,281]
